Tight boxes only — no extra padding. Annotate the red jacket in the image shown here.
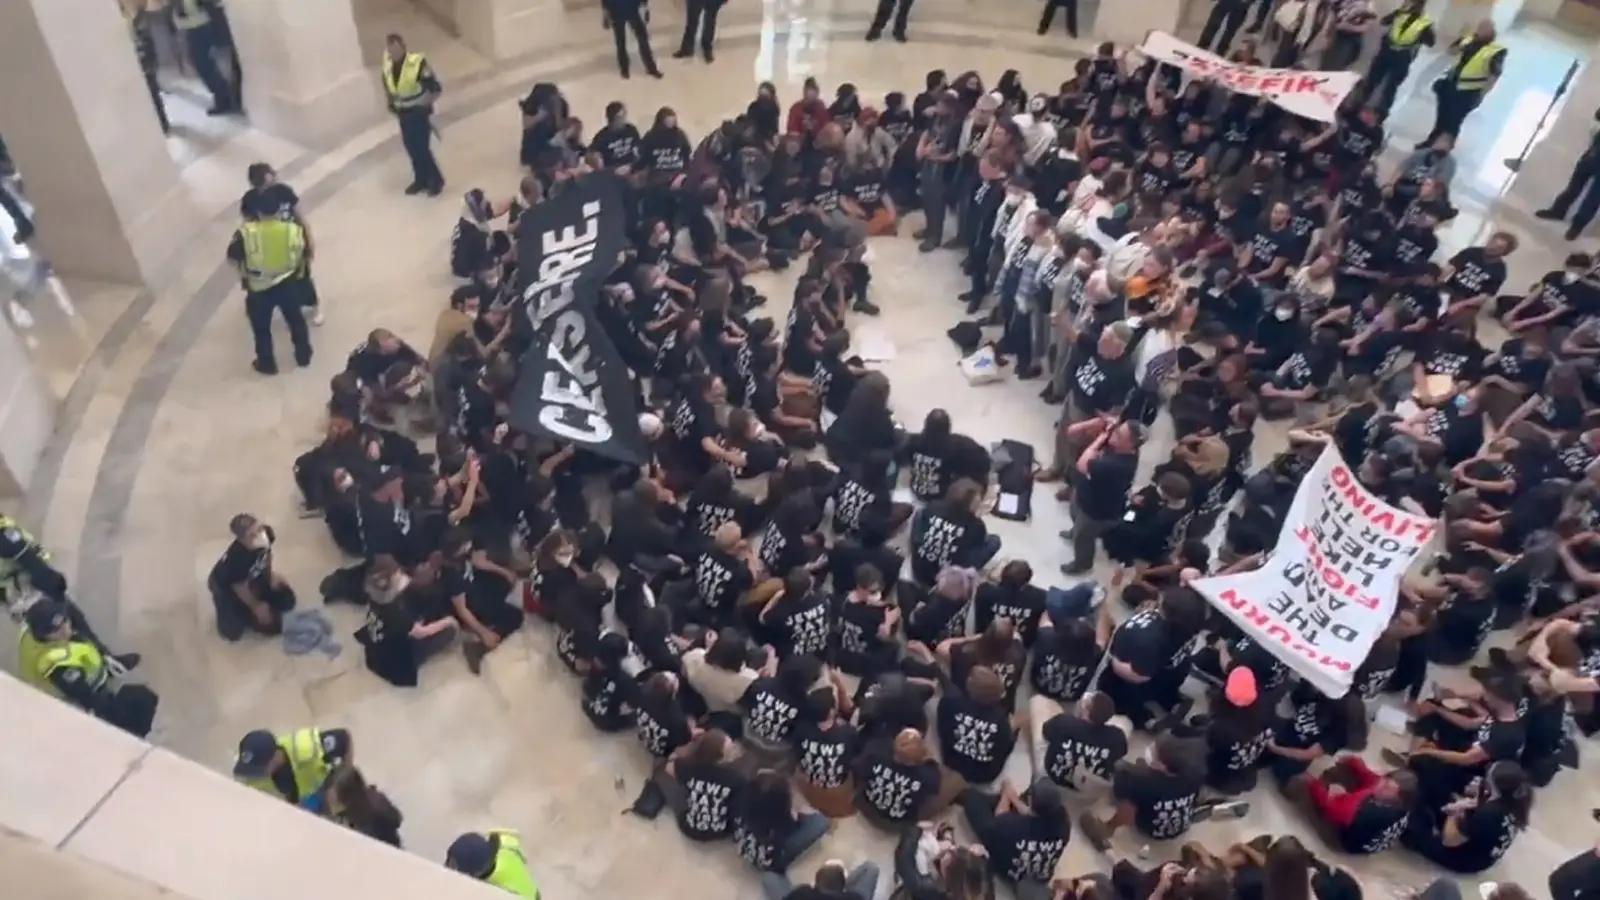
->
[786,100,830,136]
[1308,756,1381,829]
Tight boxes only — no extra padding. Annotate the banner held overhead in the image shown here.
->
[1135,31,1360,123]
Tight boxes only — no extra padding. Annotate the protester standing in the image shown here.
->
[1420,20,1505,147]
[381,33,446,197]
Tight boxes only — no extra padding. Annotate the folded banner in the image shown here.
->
[507,171,648,465]
[1190,445,1437,697]
[1136,31,1359,123]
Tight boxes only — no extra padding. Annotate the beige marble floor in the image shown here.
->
[9,2,1600,898]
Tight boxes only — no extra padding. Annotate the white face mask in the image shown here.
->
[249,532,272,551]
[402,380,424,399]
[1274,308,1295,322]
[1004,193,1023,207]
[1071,258,1089,271]
[554,551,576,567]
[334,473,355,491]
[1565,272,1581,284]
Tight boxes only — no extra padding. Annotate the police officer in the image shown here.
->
[1,514,140,666]
[382,33,446,197]
[170,0,241,115]
[604,0,662,79]
[229,195,313,374]
[1364,0,1435,116]
[445,830,539,898]
[674,0,723,62]
[1420,19,1505,148]
[232,727,352,809]
[19,601,159,737]
[122,0,170,134]
[1536,108,1600,241]
[241,163,322,326]
[866,0,915,42]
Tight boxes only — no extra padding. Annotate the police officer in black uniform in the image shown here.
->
[382,34,446,197]
[1536,109,1600,242]
[866,0,915,42]
[23,601,159,737]
[604,0,662,79]
[675,0,724,62]
[0,517,141,672]
[240,163,322,325]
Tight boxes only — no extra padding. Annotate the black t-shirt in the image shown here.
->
[1427,799,1518,872]
[1244,227,1295,281]
[1342,794,1410,854]
[1430,588,1495,664]
[675,760,745,840]
[758,518,811,579]
[793,720,859,789]
[936,693,1015,784]
[834,597,895,674]
[582,670,635,731]
[1107,608,1170,680]
[1485,338,1550,391]
[239,183,300,220]
[1070,340,1137,414]
[1420,332,1485,381]
[591,123,641,168]
[1078,449,1139,521]
[741,677,804,746]
[857,751,939,823]
[1444,247,1507,301]
[634,693,694,759]
[846,174,885,212]
[1115,763,1203,840]
[984,811,1068,883]
[212,530,275,589]
[1031,627,1101,702]
[1393,223,1439,273]
[1473,716,1526,765]
[768,589,832,658]
[911,506,986,584]
[1041,714,1128,787]
[1206,719,1273,793]
[974,583,1047,646]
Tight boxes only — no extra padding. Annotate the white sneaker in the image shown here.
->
[311,307,325,326]
[8,300,33,330]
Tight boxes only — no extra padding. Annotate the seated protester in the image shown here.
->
[856,671,938,744]
[293,415,368,514]
[759,570,833,659]
[739,322,822,448]
[1263,681,1369,785]
[1285,756,1417,856]
[1439,231,1515,319]
[209,514,297,640]
[827,512,905,594]
[720,407,788,479]
[936,666,1019,785]
[812,332,865,419]
[1030,691,1130,794]
[734,774,835,881]
[684,627,767,717]
[1517,671,1571,787]
[1400,761,1533,875]
[1077,731,1207,851]
[634,671,696,760]
[942,616,1030,711]
[1415,569,1497,665]
[1331,209,1393,308]
[1500,362,1587,441]
[974,561,1048,647]
[1410,318,1487,407]
[1241,292,1308,374]
[1252,327,1342,420]
[743,652,827,762]
[1237,200,1297,289]
[902,566,979,654]
[548,572,610,674]
[692,522,763,628]
[357,558,459,688]
[911,479,1000,585]
[656,728,747,842]
[609,480,689,579]
[830,461,912,541]
[1103,471,1193,575]
[664,374,742,485]
[841,160,898,237]
[686,465,762,544]
[1394,386,1486,468]
[1192,264,1264,347]
[448,188,507,281]
[824,371,900,472]
[439,527,526,675]
[854,727,945,828]
[1031,610,1104,704]
[1390,673,1526,809]
[757,492,825,583]
[1094,585,1210,729]
[1197,666,1277,795]
[955,780,1071,889]
[346,329,430,426]
[901,409,992,504]
[1478,331,1555,423]
[581,632,638,732]
[834,564,902,678]
[793,686,863,818]
[1496,253,1597,334]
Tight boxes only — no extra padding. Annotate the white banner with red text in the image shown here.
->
[1190,445,1437,698]
[1135,31,1360,123]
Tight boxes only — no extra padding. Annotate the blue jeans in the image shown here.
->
[955,534,1003,571]
[1044,583,1099,622]
[773,811,831,871]
[763,862,882,900]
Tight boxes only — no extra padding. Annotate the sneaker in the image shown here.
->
[853,299,882,315]
[702,48,715,62]
[310,307,325,326]
[957,290,981,304]
[1535,208,1565,221]
[646,69,664,79]
[112,652,143,672]
[295,350,313,368]
[1018,365,1043,380]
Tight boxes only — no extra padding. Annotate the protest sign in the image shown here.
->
[1136,31,1360,123]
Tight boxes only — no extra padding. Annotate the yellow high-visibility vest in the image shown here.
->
[1387,13,1431,48]
[237,728,334,802]
[239,220,306,292]
[485,831,539,899]
[382,52,429,108]
[1454,41,1504,91]
[25,640,108,698]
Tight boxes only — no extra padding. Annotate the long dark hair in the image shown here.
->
[1261,836,1312,900]
[739,770,795,842]
[1487,761,1534,828]
[839,371,892,426]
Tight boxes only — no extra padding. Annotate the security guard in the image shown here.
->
[228,194,314,374]
[240,163,322,326]
[170,0,241,115]
[445,830,539,898]
[1421,19,1505,148]
[1364,0,1435,116]
[232,727,353,809]
[19,601,159,737]
[122,0,170,134]
[382,33,446,197]
[2,513,141,667]
[1536,107,1600,241]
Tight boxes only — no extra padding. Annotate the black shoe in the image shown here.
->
[425,183,444,197]
[113,653,142,671]
[702,48,714,62]
[957,289,981,304]
[1536,207,1566,221]
[893,31,907,42]
[672,48,693,58]
[1244,22,1262,32]
[252,360,278,376]
[646,68,664,79]
[1066,27,1078,37]
[918,240,938,253]
[295,350,313,368]
[866,28,883,40]
[403,182,424,195]
[1567,225,1585,241]
[621,69,631,79]
[1061,560,1092,576]
[464,640,488,675]
[853,299,882,315]
[1036,25,1048,35]
[205,104,234,117]
[1018,364,1043,380]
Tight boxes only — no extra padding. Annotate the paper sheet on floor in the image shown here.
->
[856,331,897,363]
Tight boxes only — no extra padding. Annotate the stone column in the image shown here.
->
[1504,63,1600,213]
[456,0,573,59]
[0,0,199,286]
[1094,0,1186,47]
[0,317,54,500]
[228,0,381,148]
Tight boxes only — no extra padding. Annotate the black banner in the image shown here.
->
[506,171,646,464]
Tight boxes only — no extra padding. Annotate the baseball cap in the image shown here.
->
[1224,665,1259,707]
[445,832,496,876]
[232,730,280,778]
[23,601,69,639]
